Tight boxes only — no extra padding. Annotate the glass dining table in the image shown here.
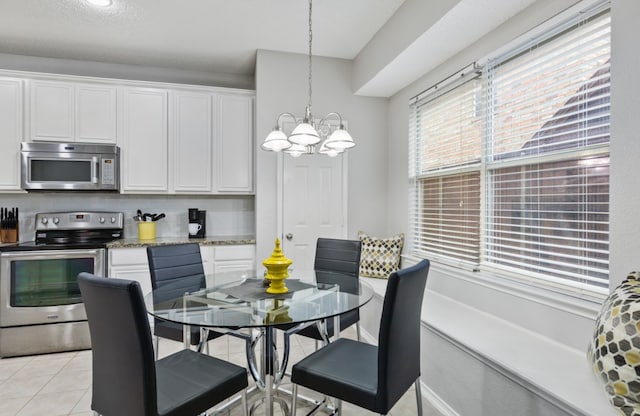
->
[144,269,374,416]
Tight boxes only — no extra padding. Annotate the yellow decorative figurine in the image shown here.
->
[262,238,293,294]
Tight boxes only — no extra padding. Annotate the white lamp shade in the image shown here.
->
[86,0,113,6]
[284,142,307,157]
[262,129,291,152]
[318,140,343,157]
[289,122,321,146]
[324,128,355,150]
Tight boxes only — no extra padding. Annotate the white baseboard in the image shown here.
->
[420,381,460,416]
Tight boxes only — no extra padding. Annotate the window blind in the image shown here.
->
[410,78,483,267]
[485,10,610,288]
[408,5,610,289]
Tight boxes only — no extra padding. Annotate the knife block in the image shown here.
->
[0,228,17,243]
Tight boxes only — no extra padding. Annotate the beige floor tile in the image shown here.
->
[11,356,71,379]
[70,388,92,414]
[0,374,53,399]
[16,389,85,416]
[0,358,31,383]
[61,353,92,373]
[0,396,30,416]
[30,351,77,362]
[40,370,91,394]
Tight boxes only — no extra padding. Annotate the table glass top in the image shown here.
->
[144,269,374,329]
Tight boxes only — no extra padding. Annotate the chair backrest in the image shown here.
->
[147,243,206,303]
[78,272,157,416]
[314,238,362,296]
[376,259,430,411]
[314,238,362,276]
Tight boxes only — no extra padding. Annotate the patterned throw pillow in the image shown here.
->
[358,231,404,279]
[587,271,640,416]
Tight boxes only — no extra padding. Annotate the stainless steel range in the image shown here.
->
[0,211,123,357]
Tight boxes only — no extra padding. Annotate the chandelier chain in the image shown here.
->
[307,0,313,112]
[260,0,355,156]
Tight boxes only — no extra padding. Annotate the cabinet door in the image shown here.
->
[0,78,23,191]
[121,87,168,192]
[108,248,152,298]
[76,84,117,143]
[215,94,254,193]
[29,80,74,142]
[200,246,215,275]
[171,91,213,193]
[213,245,256,274]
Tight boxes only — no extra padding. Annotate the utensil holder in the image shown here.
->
[138,222,156,240]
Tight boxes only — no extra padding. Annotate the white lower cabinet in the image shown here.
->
[107,245,255,297]
[108,247,152,296]
[213,245,255,273]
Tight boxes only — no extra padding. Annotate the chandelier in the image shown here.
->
[261,0,355,157]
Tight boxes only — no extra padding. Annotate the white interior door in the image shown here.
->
[281,153,346,271]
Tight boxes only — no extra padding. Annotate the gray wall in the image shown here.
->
[254,50,388,265]
[609,0,640,288]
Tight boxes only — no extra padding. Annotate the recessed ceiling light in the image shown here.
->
[85,0,113,7]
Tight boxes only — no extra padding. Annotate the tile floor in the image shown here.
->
[0,326,443,416]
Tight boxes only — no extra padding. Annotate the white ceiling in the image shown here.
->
[0,0,539,97]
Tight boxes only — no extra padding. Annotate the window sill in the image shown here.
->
[421,289,615,415]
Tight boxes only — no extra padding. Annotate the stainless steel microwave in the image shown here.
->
[21,142,120,191]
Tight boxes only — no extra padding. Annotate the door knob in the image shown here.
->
[285,233,293,241]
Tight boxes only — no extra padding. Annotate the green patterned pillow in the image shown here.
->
[587,271,640,416]
[358,231,404,279]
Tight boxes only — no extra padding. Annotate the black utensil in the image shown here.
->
[152,213,165,221]
[137,209,143,221]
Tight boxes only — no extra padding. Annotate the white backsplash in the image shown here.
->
[0,193,255,242]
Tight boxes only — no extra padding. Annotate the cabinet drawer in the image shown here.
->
[214,245,255,261]
[109,247,148,266]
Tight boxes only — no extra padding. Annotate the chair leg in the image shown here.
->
[356,322,361,341]
[292,383,298,415]
[154,335,159,359]
[415,378,423,416]
[196,328,210,353]
[241,389,248,416]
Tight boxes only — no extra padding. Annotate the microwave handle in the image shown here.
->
[91,157,99,184]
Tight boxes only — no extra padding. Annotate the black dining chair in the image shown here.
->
[290,259,430,416]
[147,243,224,356]
[78,272,249,416]
[295,238,362,342]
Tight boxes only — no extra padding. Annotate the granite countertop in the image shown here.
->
[106,235,255,249]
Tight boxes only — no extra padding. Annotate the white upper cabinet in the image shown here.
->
[170,90,254,195]
[0,78,24,191]
[215,93,254,193]
[29,80,117,143]
[170,90,214,193]
[120,87,168,193]
[76,84,118,143]
[0,69,254,195]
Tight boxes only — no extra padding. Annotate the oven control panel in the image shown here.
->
[36,211,124,230]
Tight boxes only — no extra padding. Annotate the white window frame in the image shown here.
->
[408,2,611,297]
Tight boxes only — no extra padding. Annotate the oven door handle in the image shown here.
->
[91,157,99,184]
